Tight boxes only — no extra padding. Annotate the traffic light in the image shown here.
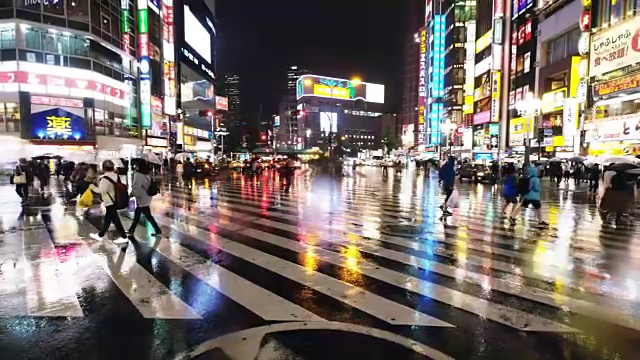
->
[290,110,305,118]
[260,134,267,141]
[537,127,544,142]
[198,109,214,117]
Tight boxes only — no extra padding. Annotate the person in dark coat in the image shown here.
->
[438,156,456,215]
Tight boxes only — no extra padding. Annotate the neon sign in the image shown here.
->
[138,0,151,129]
[46,116,71,136]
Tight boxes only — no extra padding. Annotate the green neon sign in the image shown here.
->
[138,9,148,33]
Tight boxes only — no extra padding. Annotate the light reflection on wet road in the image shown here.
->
[0,167,638,359]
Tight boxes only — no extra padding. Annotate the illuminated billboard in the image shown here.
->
[296,75,384,103]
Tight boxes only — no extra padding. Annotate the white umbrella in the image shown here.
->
[503,158,517,163]
[174,153,190,161]
[548,157,564,162]
[143,151,162,165]
[598,156,639,165]
[64,151,96,163]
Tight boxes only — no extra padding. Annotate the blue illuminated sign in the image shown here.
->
[431,15,445,98]
[31,108,86,140]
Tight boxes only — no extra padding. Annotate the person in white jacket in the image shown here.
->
[89,160,127,244]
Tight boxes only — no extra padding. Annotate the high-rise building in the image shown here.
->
[286,65,310,92]
[0,0,141,156]
[224,74,241,115]
[173,0,218,155]
[397,0,424,149]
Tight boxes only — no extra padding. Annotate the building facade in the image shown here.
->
[583,0,640,157]
[0,0,139,156]
[293,74,386,155]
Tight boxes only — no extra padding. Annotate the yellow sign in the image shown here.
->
[46,116,72,136]
[463,95,474,114]
[475,31,492,53]
[541,88,567,114]
[510,117,534,136]
[313,84,350,99]
[569,56,581,97]
[582,0,591,6]
[552,136,564,147]
[418,104,425,124]
[490,71,500,122]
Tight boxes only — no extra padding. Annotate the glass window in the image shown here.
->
[566,28,581,56]
[41,32,58,53]
[69,36,88,56]
[43,0,64,16]
[600,0,611,27]
[611,0,624,24]
[24,28,42,50]
[0,29,15,49]
[66,0,89,22]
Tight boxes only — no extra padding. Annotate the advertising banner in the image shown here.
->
[593,71,640,98]
[296,75,384,103]
[490,71,501,122]
[215,96,228,111]
[473,111,491,125]
[563,98,579,139]
[584,113,640,142]
[138,0,151,129]
[418,27,426,126]
[31,107,87,140]
[162,0,176,115]
[589,17,640,78]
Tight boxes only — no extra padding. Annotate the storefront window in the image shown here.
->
[0,103,20,133]
[600,101,640,117]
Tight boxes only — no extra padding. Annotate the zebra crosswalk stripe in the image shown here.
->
[152,213,454,327]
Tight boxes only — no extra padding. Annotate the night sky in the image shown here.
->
[215,0,408,119]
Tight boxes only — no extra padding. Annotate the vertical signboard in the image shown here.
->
[121,0,130,55]
[490,71,501,122]
[138,0,151,129]
[162,0,176,115]
[418,27,426,145]
[464,21,476,114]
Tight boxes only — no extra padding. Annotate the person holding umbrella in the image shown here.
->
[600,162,637,224]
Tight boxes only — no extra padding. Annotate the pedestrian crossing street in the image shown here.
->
[0,175,639,358]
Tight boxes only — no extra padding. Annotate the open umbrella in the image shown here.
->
[625,168,640,175]
[503,158,517,163]
[174,153,190,161]
[599,156,639,165]
[567,156,585,163]
[143,151,162,165]
[548,157,564,162]
[607,162,639,172]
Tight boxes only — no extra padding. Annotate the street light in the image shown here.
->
[441,121,457,158]
[515,92,542,165]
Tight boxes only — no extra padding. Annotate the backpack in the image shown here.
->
[102,175,129,210]
[146,176,159,196]
[516,176,531,195]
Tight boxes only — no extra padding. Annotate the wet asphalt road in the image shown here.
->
[0,167,639,359]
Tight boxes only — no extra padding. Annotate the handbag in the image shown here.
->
[13,166,26,185]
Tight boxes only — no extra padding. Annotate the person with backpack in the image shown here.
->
[500,165,518,218]
[509,164,548,227]
[89,160,128,243]
[127,161,162,237]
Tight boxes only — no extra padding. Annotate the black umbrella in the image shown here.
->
[607,162,639,172]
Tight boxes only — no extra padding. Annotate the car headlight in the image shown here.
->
[477,172,484,176]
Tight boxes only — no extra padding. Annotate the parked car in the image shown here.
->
[458,163,496,184]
